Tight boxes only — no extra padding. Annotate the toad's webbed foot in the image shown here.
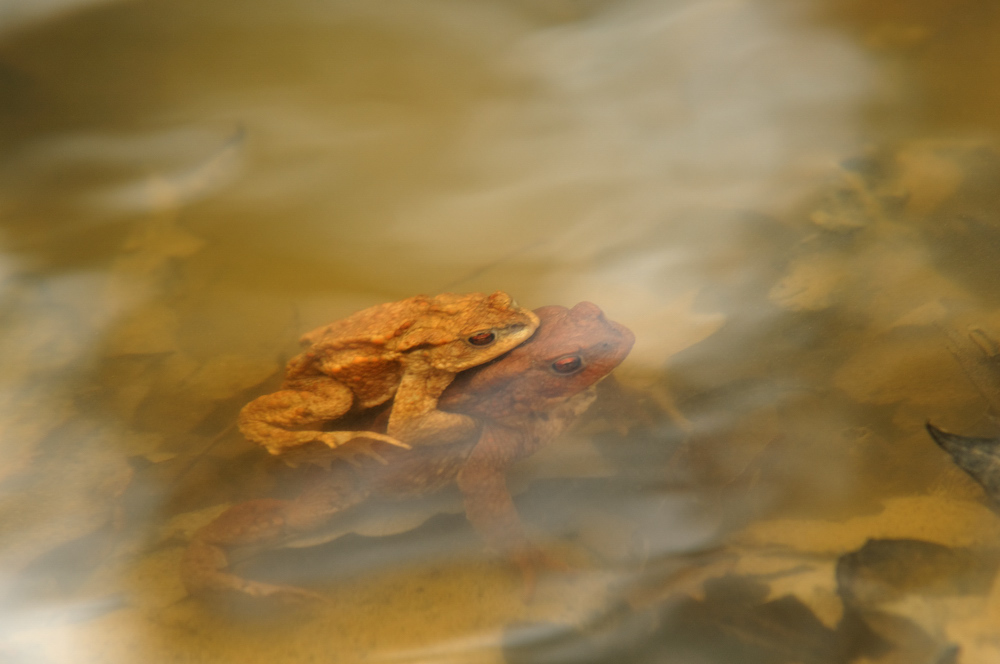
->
[183,539,327,602]
[512,545,573,602]
[318,430,411,453]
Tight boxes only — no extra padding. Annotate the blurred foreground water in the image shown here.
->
[3,0,1000,662]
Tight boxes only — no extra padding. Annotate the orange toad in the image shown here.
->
[238,291,539,456]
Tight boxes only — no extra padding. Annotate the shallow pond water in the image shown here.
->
[3,0,1000,662]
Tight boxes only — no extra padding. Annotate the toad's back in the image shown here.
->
[298,296,432,348]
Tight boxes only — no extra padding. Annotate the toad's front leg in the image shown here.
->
[456,426,566,597]
[239,378,408,455]
[386,366,478,446]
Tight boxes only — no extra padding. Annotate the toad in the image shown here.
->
[238,291,539,456]
[183,302,634,599]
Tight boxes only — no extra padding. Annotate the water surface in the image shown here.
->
[2,1,1000,662]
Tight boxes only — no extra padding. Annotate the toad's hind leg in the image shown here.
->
[239,379,411,456]
[182,474,368,600]
[238,379,356,455]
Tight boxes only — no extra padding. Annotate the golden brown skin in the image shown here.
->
[238,292,539,456]
[183,302,634,599]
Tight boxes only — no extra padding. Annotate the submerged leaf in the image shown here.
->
[926,423,1000,505]
[837,538,999,607]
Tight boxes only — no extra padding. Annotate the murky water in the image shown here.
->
[3,0,1000,662]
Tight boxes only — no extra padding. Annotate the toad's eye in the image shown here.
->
[467,331,496,346]
[551,355,583,374]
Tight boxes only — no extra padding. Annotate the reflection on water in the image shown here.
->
[3,0,1000,661]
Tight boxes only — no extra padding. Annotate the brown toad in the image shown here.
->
[184,302,634,599]
[238,291,539,456]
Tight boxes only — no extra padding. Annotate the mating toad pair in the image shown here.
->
[185,291,634,599]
